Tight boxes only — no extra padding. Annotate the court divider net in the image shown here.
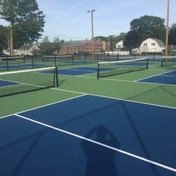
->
[161,56,176,67]
[0,66,58,97]
[97,57,149,79]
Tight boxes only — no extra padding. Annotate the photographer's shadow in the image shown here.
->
[82,126,120,176]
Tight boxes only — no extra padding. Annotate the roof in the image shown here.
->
[142,38,165,47]
[18,44,39,50]
[151,38,165,47]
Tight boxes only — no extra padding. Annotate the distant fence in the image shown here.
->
[105,51,129,56]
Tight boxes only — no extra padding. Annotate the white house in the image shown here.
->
[17,44,40,55]
[139,38,165,54]
[115,40,124,49]
[110,40,129,55]
[3,44,40,56]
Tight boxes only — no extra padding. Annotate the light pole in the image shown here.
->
[165,0,170,61]
[87,9,95,60]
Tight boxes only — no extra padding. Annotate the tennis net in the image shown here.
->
[97,57,149,79]
[161,56,176,67]
[0,67,58,97]
[42,55,74,66]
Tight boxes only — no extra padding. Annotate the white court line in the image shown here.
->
[15,113,176,173]
[56,88,176,110]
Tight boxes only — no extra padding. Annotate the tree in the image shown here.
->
[116,33,126,42]
[107,35,116,50]
[0,0,45,55]
[169,23,176,46]
[0,25,8,53]
[94,36,108,42]
[94,34,126,51]
[53,37,61,43]
[42,36,50,43]
[40,36,63,55]
[112,33,126,50]
[124,30,140,50]
[130,15,165,43]
[53,37,64,54]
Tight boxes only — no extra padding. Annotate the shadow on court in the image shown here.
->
[82,126,120,176]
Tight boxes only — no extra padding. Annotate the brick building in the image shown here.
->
[60,40,110,54]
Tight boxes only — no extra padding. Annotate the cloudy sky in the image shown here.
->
[0,0,176,41]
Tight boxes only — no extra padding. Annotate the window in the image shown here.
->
[151,43,156,46]
[143,43,147,46]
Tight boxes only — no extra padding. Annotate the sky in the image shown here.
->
[0,0,176,41]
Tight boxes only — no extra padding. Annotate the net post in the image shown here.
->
[97,62,99,79]
[84,54,87,64]
[108,54,110,61]
[146,58,149,69]
[96,54,98,62]
[23,56,26,63]
[6,57,9,71]
[32,56,34,68]
[117,53,119,61]
[54,66,59,87]
[54,55,57,66]
[161,58,163,67]
[72,55,74,65]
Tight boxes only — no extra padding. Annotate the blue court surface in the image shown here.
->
[0,80,18,87]
[139,71,176,85]
[0,95,176,176]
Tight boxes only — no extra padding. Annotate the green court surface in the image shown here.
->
[0,59,176,117]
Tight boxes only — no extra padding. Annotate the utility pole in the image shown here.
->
[87,9,95,60]
[165,0,170,61]
[9,24,14,56]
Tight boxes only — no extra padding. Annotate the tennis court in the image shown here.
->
[138,71,176,85]
[0,56,176,176]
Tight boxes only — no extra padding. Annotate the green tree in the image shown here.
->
[107,35,116,50]
[124,30,140,50]
[130,15,165,43]
[116,33,126,42]
[169,23,176,46]
[53,37,61,43]
[42,36,50,42]
[0,25,8,53]
[53,37,64,54]
[112,33,126,50]
[40,36,63,55]
[0,0,45,54]
[94,36,108,42]
[94,34,126,51]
